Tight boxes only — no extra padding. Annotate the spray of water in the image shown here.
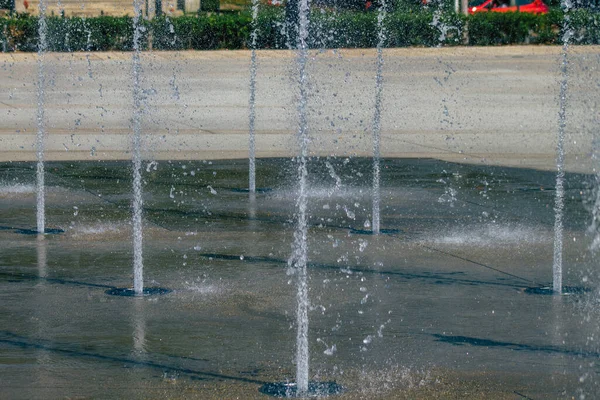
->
[131,0,145,296]
[552,0,572,295]
[85,19,93,79]
[430,0,460,45]
[36,0,48,235]
[248,0,260,193]
[371,0,386,235]
[287,0,311,392]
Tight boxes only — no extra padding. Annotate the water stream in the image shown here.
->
[131,0,145,295]
[371,0,386,235]
[248,0,260,193]
[289,0,311,392]
[552,1,572,295]
[35,0,48,235]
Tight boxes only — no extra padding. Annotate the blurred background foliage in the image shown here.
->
[1,0,600,51]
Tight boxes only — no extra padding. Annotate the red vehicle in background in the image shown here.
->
[469,0,549,14]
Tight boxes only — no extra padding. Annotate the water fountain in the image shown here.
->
[258,0,343,395]
[290,0,310,391]
[35,0,47,235]
[101,0,171,297]
[130,0,145,296]
[248,0,259,194]
[370,0,386,235]
[2,1,600,399]
[550,0,571,296]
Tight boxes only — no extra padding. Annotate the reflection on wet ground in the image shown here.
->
[1,158,599,399]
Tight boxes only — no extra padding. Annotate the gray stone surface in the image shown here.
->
[1,46,599,172]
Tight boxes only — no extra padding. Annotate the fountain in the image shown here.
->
[290,0,310,391]
[248,0,259,194]
[35,0,47,235]
[370,0,386,235]
[258,0,342,395]
[130,0,145,296]
[550,0,571,296]
[101,0,171,297]
[2,1,600,399]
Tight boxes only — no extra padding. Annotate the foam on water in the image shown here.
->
[272,186,370,200]
[425,223,550,247]
[69,223,124,237]
[356,366,432,396]
[182,281,225,296]
[0,183,36,196]
[0,183,75,198]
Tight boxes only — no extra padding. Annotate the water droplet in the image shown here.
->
[343,206,355,220]
[324,344,336,355]
[359,240,368,252]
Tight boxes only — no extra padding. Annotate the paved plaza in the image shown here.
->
[1,46,599,172]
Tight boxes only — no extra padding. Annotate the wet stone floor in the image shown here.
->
[1,157,600,399]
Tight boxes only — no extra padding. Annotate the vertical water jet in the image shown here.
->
[131,0,145,296]
[371,0,386,235]
[289,0,311,393]
[248,0,259,193]
[552,0,572,295]
[36,0,48,235]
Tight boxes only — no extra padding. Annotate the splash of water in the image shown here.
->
[131,0,145,296]
[430,0,460,45]
[248,0,260,193]
[371,0,386,235]
[325,161,342,196]
[287,0,311,392]
[36,0,48,235]
[552,1,572,295]
[0,183,36,195]
[85,19,93,79]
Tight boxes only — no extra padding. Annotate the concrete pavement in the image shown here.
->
[0,46,599,172]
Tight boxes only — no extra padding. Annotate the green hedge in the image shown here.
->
[152,14,251,50]
[467,10,559,45]
[1,8,600,52]
[200,0,220,12]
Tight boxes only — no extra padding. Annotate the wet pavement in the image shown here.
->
[1,157,599,399]
[2,47,600,173]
